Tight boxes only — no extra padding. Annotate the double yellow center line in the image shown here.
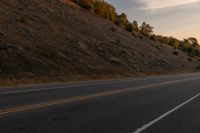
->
[0,77,199,117]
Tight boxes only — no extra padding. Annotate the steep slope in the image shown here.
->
[0,0,199,85]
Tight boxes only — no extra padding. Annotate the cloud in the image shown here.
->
[106,0,200,12]
[106,0,146,10]
[140,0,199,10]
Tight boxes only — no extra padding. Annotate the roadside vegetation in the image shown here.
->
[70,0,200,57]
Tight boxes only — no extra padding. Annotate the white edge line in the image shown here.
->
[132,92,200,133]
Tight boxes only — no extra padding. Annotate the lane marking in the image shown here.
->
[0,78,150,95]
[0,76,199,117]
[1,74,200,96]
[132,92,200,133]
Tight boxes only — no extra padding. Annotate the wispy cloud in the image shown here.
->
[106,0,200,11]
[140,0,199,10]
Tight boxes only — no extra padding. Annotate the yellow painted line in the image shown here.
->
[0,77,199,117]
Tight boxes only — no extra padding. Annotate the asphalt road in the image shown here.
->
[1,73,200,133]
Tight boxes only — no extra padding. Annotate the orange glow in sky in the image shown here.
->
[107,0,200,42]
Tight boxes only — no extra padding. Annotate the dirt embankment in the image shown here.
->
[0,0,199,86]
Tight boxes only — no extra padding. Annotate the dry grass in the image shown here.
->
[0,0,199,86]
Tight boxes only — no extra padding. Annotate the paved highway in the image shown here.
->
[1,73,200,133]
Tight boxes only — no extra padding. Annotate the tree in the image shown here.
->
[132,20,139,32]
[103,3,117,21]
[150,34,157,41]
[79,0,95,12]
[114,13,128,27]
[180,37,200,56]
[179,40,191,52]
[126,22,134,32]
[94,1,117,21]
[139,22,153,37]
[168,37,180,49]
[156,36,170,44]
[187,37,198,47]
[94,1,105,17]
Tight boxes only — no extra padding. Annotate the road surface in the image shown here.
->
[1,73,200,133]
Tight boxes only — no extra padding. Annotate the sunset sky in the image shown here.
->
[106,0,200,42]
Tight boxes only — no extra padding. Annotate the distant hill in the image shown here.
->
[0,0,199,85]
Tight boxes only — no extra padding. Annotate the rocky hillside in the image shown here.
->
[0,0,199,85]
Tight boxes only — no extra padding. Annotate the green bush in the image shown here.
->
[94,1,117,21]
[80,0,94,11]
[133,21,139,32]
[139,22,154,37]
[115,13,128,27]
[168,37,180,49]
[126,23,134,32]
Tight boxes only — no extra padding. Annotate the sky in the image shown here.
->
[106,0,200,42]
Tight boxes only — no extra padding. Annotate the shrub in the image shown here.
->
[196,66,200,70]
[139,22,154,37]
[132,32,136,37]
[172,51,179,56]
[103,3,117,21]
[150,34,157,41]
[114,13,128,27]
[188,58,193,62]
[94,1,117,21]
[168,37,180,49]
[133,21,139,32]
[79,0,94,11]
[126,23,134,32]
